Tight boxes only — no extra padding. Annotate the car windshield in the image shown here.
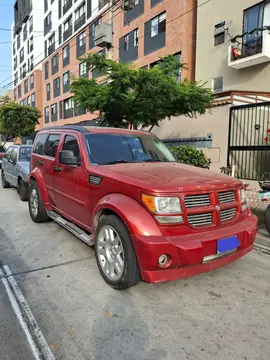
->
[0,146,5,152]
[19,146,32,162]
[84,133,176,165]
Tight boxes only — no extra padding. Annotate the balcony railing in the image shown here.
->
[63,0,72,15]
[228,32,270,69]
[74,13,86,32]
[63,27,72,42]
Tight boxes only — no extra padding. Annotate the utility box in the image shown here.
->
[94,24,113,48]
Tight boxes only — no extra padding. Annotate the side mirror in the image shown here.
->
[59,150,80,166]
[9,157,16,165]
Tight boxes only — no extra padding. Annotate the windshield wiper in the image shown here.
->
[104,160,132,165]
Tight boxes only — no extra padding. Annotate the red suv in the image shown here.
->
[28,126,257,289]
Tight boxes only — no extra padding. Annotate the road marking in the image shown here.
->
[0,266,56,360]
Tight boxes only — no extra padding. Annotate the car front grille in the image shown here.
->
[187,212,213,227]
[220,208,236,222]
[184,194,211,208]
[218,191,235,203]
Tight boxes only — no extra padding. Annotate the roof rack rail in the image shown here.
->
[38,125,89,133]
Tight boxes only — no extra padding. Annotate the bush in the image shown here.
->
[170,145,211,169]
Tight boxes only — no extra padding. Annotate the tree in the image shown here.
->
[0,102,40,144]
[71,54,213,129]
[0,95,11,106]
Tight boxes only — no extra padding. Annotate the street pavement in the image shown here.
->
[1,186,270,360]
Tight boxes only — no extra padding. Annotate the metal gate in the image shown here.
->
[227,101,270,180]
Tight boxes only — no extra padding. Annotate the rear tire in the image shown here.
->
[18,180,28,202]
[95,214,141,290]
[264,205,270,234]
[28,180,50,223]
[1,171,10,189]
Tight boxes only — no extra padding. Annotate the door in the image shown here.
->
[2,146,13,183]
[6,147,19,187]
[53,134,90,227]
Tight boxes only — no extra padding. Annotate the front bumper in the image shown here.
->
[132,214,258,283]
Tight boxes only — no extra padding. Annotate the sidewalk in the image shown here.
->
[255,227,270,255]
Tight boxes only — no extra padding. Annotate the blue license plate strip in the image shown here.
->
[217,236,240,254]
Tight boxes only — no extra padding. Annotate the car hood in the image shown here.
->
[17,161,30,174]
[98,162,242,193]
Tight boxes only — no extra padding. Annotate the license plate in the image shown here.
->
[217,236,240,254]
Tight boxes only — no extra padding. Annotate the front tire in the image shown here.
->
[264,205,270,234]
[18,180,28,202]
[28,180,50,223]
[95,215,141,290]
[1,171,10,189]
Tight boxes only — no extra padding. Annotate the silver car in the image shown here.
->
[1,145,32,201]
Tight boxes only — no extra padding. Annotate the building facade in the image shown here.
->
[196,0,270,92]
[11,0,198,128]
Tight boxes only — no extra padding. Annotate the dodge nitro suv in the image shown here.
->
[28,126,258,289]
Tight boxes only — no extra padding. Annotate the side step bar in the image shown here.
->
[47,211,94,247]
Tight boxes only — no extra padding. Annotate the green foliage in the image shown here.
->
[71,54,213,129]
[0,102,40,142]
[170,145,211,169]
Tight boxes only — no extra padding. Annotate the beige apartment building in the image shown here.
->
[153,0,270,179]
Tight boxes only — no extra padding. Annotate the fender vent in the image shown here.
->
[89,174,102,185]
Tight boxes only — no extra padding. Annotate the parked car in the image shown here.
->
[1,145,32,201]
[0,145,6,169]
[28,126,258,289]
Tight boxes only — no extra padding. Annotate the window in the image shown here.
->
[44,134,61,158]
[213,76,223,93]
[22,63,27,78]
[63,71,70,92]
[79,62,87,77]
[89,18,102,49]
[84,133,175,165]
[30,74,34,89]
[27,96,31,105]
[52,54,59,74]
[151,12,166,38]
[46,83,50,101]
[28,55,34,71]
[243,3,264,56]
[14,56,18,70]
[63,97,74,118]
[28,36,34,53]
[20,48,24,63]
[23,24,27,41]
[63,135,80,158]
[51,103,58,122]
[53,77,60,97]
[10,147,18,164]
[29,16,33,33]
[31,93,36,106]
[63,44,70,67]
[64,16,72,32]
[49,34,55,47]
[33,133,48,154]
[134,29,138,47]
[19,147,32,162]
[78,32,86,47]
[18,85,22,98]
[124,34,130,51]
[214,23,225,46]
[45,61,49,80]
[45,12,52,26]
[24,79,28,94]
[44,0,48,12]
[75,3,86,21]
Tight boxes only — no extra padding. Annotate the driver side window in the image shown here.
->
[62,135,80,159]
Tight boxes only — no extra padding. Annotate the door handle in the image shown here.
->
[38,160,44,165]
[54,166,62,172]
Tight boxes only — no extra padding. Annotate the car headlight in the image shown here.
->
[142,195,182,214]
[240,188,247,203]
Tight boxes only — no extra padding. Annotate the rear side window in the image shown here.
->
[33,133,48,155]
[62,135,80,158]
[44,134,61,158]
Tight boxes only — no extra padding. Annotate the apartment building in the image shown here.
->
[40,0,197,126]
[12,0,45,127]
[196,0,270,92]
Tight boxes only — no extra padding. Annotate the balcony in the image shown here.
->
[74,13,86,32]
[63,0,72,15]
[63,27,72,42]
[228,33,270,69]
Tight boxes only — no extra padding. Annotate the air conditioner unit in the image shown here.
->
[94,24,113,48]
[123,0,136,11]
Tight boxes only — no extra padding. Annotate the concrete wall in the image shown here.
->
[151,104,230,172]
[196,0,270,92]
